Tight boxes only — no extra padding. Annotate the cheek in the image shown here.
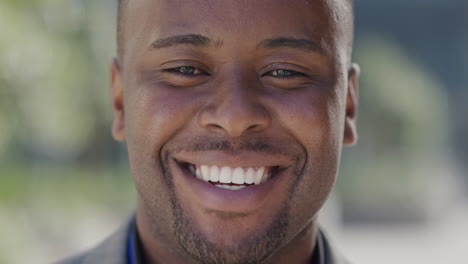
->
[125,87,199,156]
[272,89,344,152]
[124,86,201,199]
[271,89,343,233]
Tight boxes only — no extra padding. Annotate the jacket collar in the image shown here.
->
[81,215,135,264]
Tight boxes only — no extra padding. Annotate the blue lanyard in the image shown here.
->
[127,227,136,264]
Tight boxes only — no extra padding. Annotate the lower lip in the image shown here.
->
[170,158,288,213]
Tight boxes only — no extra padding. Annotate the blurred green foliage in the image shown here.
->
[0,0,116,162]
[0,164,135,264]
[0,2,127,260]
[0,164,133,205]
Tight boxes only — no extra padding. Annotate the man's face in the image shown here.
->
[111,0,358,263]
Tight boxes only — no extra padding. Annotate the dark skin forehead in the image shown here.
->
[117,0,354,66]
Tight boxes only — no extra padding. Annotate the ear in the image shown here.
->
[110,58,126,142]
[343,63,360,146]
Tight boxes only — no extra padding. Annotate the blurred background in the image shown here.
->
[0,0,466,263]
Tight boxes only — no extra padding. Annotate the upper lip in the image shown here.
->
[172,150,292,169]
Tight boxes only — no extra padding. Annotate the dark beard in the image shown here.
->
[173,192,288,264]
[161,159,289,264]
[158,137,304,264]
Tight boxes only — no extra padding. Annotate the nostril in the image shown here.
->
[247,124,262,131]
[206,123,224,132]
[197,99,271,137]
[204,122,266,137]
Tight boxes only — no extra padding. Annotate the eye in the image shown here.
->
[164,66,207,76]
[267,69,305,78]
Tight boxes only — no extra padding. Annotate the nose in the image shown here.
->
[198,79,271,137]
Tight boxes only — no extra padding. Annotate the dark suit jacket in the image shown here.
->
[56,216,351,264]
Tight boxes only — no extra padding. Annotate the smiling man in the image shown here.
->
[59,0,359,263]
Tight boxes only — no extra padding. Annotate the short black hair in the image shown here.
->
[116,0,354,64]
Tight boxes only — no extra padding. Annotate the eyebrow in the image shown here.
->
[257,37,326,55]
[151,34,222,49]
[149,34,326,55]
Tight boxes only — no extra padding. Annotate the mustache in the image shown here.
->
[168,136,303,159]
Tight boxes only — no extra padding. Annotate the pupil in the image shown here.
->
[179,67,194,74]
[277,69,290,76]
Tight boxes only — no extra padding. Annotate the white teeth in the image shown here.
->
[245,168,255,184]
[201,165,210,181]
[232,167,245,184]
[215,184,247,191]
[192,165,202,179]
[219,167,232,183]
[229,185,246,191]
[189,164,273,187]
[209,166,219,182]
[254,167,265,184]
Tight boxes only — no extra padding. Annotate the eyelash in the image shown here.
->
[163,66,306,79]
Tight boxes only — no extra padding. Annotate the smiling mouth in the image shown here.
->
[179,162,280,191]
